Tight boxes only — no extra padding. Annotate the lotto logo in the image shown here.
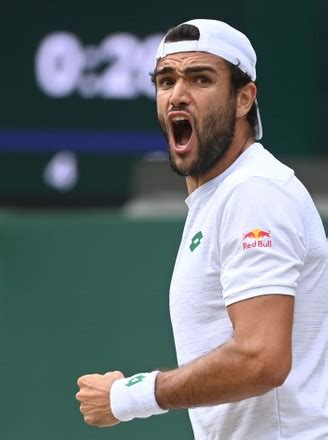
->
[125,374,146,387]
[190,231,203,252]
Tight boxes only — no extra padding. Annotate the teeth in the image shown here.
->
[172,117,188,122]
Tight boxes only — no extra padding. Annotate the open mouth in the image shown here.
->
[171,117,193,150]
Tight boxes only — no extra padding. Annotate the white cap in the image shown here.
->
[156,19,263,140]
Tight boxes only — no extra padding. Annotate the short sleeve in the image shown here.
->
[218,177,307,306]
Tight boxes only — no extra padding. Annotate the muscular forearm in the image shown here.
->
[77,296,293,425]
[155,338,279,410]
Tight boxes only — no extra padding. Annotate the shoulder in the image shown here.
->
[218,176,306,231]
[213,143,309,211]
[215,174,309,254]
[225,175,303,206]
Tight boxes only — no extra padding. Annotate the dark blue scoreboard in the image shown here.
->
[0,1,321,206]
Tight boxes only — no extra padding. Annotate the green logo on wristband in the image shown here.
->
[126,374,146,387]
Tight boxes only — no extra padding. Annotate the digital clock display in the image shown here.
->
[0,2,319,206]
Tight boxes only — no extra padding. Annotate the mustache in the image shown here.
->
[168,104,189,112]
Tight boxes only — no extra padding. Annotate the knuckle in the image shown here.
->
[84,415,94,425]
[78,374,91,385]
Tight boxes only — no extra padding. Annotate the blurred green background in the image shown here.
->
[1,0,327,439]
[0,213,192,439]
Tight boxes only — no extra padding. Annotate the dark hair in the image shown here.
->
[164,23,200,42]
[226,62,257,138]
[161,23,257,138]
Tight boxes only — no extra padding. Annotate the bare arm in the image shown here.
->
[156,294,294,409]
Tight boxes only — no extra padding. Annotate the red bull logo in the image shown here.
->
[242,228,272,250]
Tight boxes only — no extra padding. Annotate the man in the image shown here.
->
[76,19,328,439]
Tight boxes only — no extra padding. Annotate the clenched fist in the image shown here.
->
[76,370,124,427]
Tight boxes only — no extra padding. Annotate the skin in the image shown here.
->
[156,56,237,179]
[76,51,294,427]
[76,371,123,427]
[155,52,256,194]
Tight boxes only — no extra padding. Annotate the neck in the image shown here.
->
[185,130,255,195]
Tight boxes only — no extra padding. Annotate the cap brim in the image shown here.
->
[255,99,263,140]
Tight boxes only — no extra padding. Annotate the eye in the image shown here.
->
[194,75,211,85]
[157,77,175,89]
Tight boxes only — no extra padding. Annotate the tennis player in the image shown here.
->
[76,19,328,439]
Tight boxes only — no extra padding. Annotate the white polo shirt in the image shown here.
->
[169,143,328,439]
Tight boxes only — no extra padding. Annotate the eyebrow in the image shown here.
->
[151,65,217,83]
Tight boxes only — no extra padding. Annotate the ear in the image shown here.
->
[236,82,257,119]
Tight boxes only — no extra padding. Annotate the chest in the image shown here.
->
[169,202,232,364]
[171,204,221,293]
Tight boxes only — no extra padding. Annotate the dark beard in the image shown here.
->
[159,98,236,177]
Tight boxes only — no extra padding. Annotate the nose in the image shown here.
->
[169,79,191,108]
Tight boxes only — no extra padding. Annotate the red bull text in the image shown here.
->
[242,228,272,250]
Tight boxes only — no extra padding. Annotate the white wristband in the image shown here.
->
[110,371,168,422]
